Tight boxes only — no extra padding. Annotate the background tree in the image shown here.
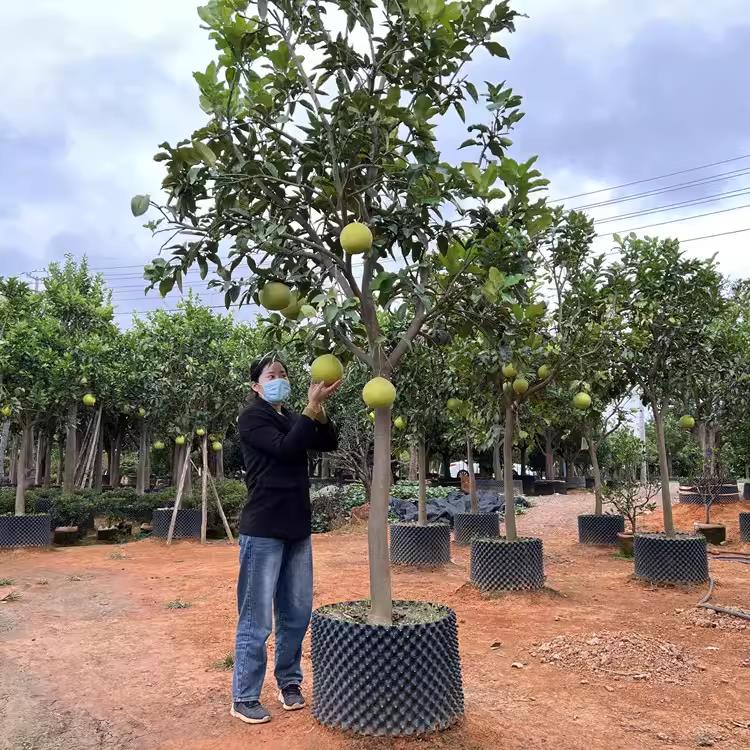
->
[611,235,725,537]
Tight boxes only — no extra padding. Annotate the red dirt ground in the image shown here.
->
[1,492,749,750]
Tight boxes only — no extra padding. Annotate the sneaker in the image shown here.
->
[230,701,271,724]
[278,684,306,711]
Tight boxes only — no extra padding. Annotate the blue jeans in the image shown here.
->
[232,535,313,702]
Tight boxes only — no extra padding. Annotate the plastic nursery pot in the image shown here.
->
[678,483,740,504]
[634,533,708,585]
[470,536,544,592]
[389,523,451,567]
[577,514,625,545]
[311,600,464,736]
[96,527,119,543]
[0,514,52,549]
[693,523,726,546]
[740,512,750,542]
[617,532,634,558]
[533,480,567,496]
[453,513,499,546]
[743,483,750,501]
[565,477,587,491]
[54,526,80,546]
[151,508,201,539]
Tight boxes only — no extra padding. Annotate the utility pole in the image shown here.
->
[22,270,45,292]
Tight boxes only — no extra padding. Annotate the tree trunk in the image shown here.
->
[520,444,527,478]
[9,436,18,484]
[321,454,330,479]
[442,453,451,480]
[184,446,193,494]
[109,430,122,488]
[651,406,675,537]
[15,423,31,515]
[587,428,603,515]
[93,425,104,492]
[368,406,393,625]
[707,426,716,473]
[201,435,208,544]
[166,446,193,545]
[408,442,419,481]
[417,436,428,526]
[493,433,502,481]
[466,436,478,514]
[667,452,674,480]
[215,445,224,481]
[697,421,707,457]
[503,402,517,541]
[42,430,53,488]
[63,403,77,494]
[0,420,10,482]
[34,429,44,486]
[545,428,554,479]
[136,424,148,496]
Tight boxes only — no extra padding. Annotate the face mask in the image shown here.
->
[260,378,291,405]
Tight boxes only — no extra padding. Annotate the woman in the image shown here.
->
[231,354,340,725]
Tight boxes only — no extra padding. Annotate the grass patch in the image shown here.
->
[36,578,48,586]
[166,599,191,609]
[0,578,14,586]
[66,575,83,582]
[109,550,128,560]
[214,653,234,670]
[2,590,21,602]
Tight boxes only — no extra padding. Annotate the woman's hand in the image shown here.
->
[307,380,341,412]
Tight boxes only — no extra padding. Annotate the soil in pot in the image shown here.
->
[617,532,634,557]
[54,526,79,546]
[311,600,463,736]
[694,523,726,545]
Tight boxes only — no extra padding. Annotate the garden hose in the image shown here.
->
[696,576,750,622]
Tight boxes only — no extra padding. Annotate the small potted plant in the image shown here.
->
[602,478,659,557]
[691,458,728,545]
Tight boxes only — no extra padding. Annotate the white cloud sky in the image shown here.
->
[1,0,749,322]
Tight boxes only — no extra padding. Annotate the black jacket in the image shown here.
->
[238,398,338,540]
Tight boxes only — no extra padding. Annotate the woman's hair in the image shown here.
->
[249,352,288,390]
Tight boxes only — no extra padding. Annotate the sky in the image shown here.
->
[2,0,750,325]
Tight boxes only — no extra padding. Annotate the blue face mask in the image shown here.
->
[260,378,291,405]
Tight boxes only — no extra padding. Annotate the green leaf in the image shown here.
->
[130,195,150,217]
[484,41,509,58]
[159,278,175,297]
[193,141,217,165]
[462,162,482,184]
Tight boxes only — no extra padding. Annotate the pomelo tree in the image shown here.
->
[610,235,724,537]
[136,0,552,623]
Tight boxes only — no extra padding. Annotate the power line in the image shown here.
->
[592,186,750,225]
[571,167,750,211]
[678,226,750,244]
[598,203,750,237]
[552,153,750,202]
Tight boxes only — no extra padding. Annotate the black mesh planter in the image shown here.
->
[739,512,750,542]
[521,476,536,496]
[0,514,52,548]
[453,513,499,545]
[678,484,740,504]
[634,533,708,585]
[151,508,201,539]
[470,536,544,591]
[390,523,451,566]
[534,480,567,496]
[311,600,463,736]
[565,477,586,490]
[743,483,750,501]
[577,514,625,545]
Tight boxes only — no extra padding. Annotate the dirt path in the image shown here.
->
[1,493,748,750]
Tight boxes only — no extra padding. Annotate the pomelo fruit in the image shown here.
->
[211,441,223,452]
[153,440,165,450]
[679,415,695,430]
[538,364,551,380]
[502,363,517,379]
[196,427,206,437]
[362,377,396,408]
[138,407,146,417]
[393,416,406,430]
[82,393,96,407]
[280,292,303,320]
[175,435,186,446]
[1,405,11,418]
[572,391,591,410]
[340,222,373,254]
[260,282,292,311]
[310,354,344,385]
[447,397,463,412]
[512,377,529,396]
